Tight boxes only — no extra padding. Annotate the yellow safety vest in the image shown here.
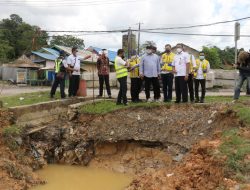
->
[115,56,128,79]
[194,59,209,79]
[129,58,140,78]
[161,52,175,71]
[55,59,62,73]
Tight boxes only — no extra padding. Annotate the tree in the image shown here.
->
[0,14,49,61]
[50,35,85,49]
[202,46,221,69]
[140,41,157,54]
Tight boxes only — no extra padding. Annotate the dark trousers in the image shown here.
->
[131,78,142,102]
[195,79,206,100]
[187,74,195,102]
[175,76,188,103]
[50,74,66,98]
[69,75,80,97]
[144,76,161,100]
[247,82,250,95]
[117,76,127,104]
[98,75,111,96]
[161,73,174,101]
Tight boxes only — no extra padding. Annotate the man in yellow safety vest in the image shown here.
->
[161,44,175,102]
[115,49,129,105]
[129,55,142,103]
[194,52,210,103]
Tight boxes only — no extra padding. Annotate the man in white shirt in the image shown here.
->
[194,52,210,103]
[67,47,91,97]
[114,49,129,105]
[172,43,190,103]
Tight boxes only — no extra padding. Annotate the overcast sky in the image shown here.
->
[1,0,250,51]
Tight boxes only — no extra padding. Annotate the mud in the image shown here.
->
[0,103,247,190]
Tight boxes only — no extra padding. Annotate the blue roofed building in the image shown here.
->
[87,46,116,63]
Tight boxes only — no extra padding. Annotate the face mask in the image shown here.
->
[200,56,205,60]
[103,50,108,57]
[176,48,182,53]
[146,49,152,54]
[165,49,171,53]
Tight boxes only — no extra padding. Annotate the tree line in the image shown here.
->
[0,14,245,69]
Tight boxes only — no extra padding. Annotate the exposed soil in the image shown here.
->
[0,103,249,190]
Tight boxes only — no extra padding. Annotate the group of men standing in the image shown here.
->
[112,43,210,105]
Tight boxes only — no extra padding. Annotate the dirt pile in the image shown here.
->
[0,109,43,190]
[126,139,234,190]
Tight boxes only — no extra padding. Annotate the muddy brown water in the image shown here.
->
[31,165,132,190]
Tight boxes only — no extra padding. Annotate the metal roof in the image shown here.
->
[31,51,58,61]
[88,46,117,62]
[42,48,60,56]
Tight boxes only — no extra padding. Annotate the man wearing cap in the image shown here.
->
[139,45,161,102]
[97,49,112,98]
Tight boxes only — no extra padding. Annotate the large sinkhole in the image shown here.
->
[19,103,236,189]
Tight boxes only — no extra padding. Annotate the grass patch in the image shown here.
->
[233,104,250,125]
[219,129,250,175]
[0,91,60,108]
[205,96,249,103]
[80,100,162,114]
[3,125,24,150]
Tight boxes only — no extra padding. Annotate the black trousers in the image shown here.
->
[161,73,174,101]
[247,82,250,95]
[131,78,142,102]
[69,75,80,97]
[117,76,127,104]
[50,74,66,98]
[187,74,195,102]
[175,76,188,103]
[98,75,111,96]
[195,79,206,100]
[144,76,161,100]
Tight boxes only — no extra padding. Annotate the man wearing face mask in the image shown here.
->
[172,43,190,103]
[187,53,196,103]
[115,49,129,105]
[97,49,112,98]
[161,44,175,102]
[67,47,91,97]
[139,45,161,102]
[128,55,142,103]
[193,52,210,103]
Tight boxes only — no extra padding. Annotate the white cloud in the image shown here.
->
[0,0,250,51]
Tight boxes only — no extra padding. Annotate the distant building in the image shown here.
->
[172,44,200,58]
[1,55,42,84]
[122,33,137,58]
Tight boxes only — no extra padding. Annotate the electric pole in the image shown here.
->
[137,22,143,56]
[127,27,131,59]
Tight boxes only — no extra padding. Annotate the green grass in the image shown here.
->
[233,104,250,125]
[80,100,163,114]
[0,91,60,108]
[205,96,249,103]
[219,129,250,175]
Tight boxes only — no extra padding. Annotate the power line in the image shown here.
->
[138,30,250,37]
[140,16,250,31]
[0,0,142,7]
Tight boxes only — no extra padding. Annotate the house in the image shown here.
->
[1,55,42,84]
[172,44,200,58]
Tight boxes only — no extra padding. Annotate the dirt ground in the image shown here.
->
[0,103,249,190]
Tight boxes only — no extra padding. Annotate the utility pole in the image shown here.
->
[137,22,143,56]
[234,22,240,87]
